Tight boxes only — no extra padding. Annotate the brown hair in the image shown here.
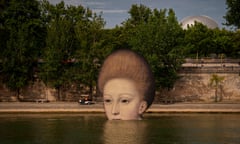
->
[98,49,155,107]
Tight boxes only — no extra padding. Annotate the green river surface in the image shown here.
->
[0,113,239,144]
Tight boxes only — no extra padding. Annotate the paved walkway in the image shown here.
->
[0,102,240,113]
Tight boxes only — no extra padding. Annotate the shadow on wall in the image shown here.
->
[156,74,240,103]
[0,80,97,102]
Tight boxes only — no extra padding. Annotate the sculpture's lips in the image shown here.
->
[112,118,121,120]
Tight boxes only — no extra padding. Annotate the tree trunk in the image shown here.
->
[16,88,21,101]
[57,87,61,101]
[219,85,223,101]
[89,83,93,100]
[215,86,218,102]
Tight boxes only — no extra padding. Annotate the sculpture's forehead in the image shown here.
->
[103,78,138,95]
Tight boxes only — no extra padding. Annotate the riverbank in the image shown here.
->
[0,102,240,113]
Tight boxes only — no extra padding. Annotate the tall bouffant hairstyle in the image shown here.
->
[98,49,155,108]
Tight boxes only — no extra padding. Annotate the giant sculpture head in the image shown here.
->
[98,49,155,120]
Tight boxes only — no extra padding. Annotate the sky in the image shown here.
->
[48,0,228,29]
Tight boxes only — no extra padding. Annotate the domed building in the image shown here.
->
[180,15,218,29]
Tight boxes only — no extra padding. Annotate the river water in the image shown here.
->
[0,113,239,144]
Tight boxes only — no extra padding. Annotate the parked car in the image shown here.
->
[78,98,95,105]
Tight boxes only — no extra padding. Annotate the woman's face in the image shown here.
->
[103,78,147,120]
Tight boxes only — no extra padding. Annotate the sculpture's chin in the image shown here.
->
[108,117,143,120]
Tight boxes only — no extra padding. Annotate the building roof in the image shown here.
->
[180,15,218,29]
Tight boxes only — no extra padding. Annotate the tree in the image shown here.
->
[212,28,235,57]
[125,4,151,26]
[0,0,9,13]
[101,27,130,52]
[183,22,216,58]
[224,0,240,29]
[209,74,225,102]
[75,9,105,99]
[231,30,240,58]
[0,0,9,55]
[1,0,45,99]
[39,1,105,100]
[183,21,239,58]
[39,1,84,100]
[123,5,184,90]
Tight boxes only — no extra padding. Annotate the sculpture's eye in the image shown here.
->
[104,98,112,104]
[121,99,130,104]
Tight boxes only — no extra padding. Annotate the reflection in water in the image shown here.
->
[103,120,148,144]
[0,114,106,144]
[0,114,240,144]
[146,114,240,144]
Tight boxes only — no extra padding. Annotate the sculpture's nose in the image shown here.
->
[111,102,120,115]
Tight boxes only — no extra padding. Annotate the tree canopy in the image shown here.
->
[39,0,105,100]
[0,0,45,98]
[0,1,239,100]
[123,5,184,89]
[224,0,240,29]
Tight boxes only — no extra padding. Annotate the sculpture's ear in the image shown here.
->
[138,101,148,114]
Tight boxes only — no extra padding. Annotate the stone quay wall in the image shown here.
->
[158,58,240,103]
[0,58,240,103]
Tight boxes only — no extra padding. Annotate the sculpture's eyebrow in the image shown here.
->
[119,93,134,97]
[103,94,112,97]
[103,93,134,98]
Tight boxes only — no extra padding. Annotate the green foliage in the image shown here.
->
[183,22,214,57]
[224,0,240,29]
[212,29,235,57]
[74,9,105,98]
[40,1,77,89]
[101,27,130,53]
[209,74,225,87]
[123,6,184,89]
[209,74,225,102]
[0,0,9,54]
[39,0,105,99]
[183,22,237,58]
[126,4,151,26]
[0,1,239,100]
[231,30,240,57]
[0,0,45,97]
